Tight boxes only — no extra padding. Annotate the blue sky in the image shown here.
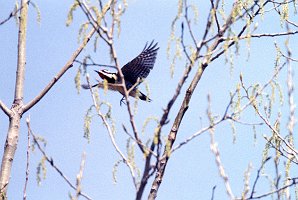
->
[0,0,298,199]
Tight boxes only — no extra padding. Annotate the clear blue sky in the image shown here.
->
[0,1,297,199]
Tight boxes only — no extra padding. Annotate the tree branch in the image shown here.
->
[85,75,138,188]
[148,0,265,198]
[249,157,271,199]
[23,27,97,113]
[78,0,146,154]
[0,0,30,26]
[26,118,92,200]
[222,30,298,41]
[242,177,298,200]
[209,120,234,199]
[0,100,12,117]
[23,116,31,200]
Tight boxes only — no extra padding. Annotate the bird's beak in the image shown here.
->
[94,70,108,80]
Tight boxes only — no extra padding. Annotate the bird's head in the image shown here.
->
[94,69,118,83]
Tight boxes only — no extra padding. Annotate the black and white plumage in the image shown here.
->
[121,41,159,87]
[82,41,159,103]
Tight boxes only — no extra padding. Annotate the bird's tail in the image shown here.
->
[138,91,152,102]
[81,83,98,89]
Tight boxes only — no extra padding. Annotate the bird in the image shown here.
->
[82,41,159,104]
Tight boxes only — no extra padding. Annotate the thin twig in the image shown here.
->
[239,62,298,161]
[109,42,146,154]
[210,185,216,200]
[241,177,298,200]
[78,0,146,154]
[279,51,298,62]
[249,157,271,198]
[122,124,157,158]
[74,59,116,69]
[234,61,286,118]
[248,91,298,160]
[74,152,86,200]
[209,128,235,199]
[210,0,220,33]
[26,118,92,200]
[180,22,192,62]
[85,75,138,188]
[263,136,298,164]
[207,95,234,199]
[78,1,111,43]
[171,118,223,153]
[172,115,263,153]
[148,1,268,198]
[0,0,31,26]
[98,0,108,27]
[23,116,31,200]
[272,3,298,28]
[222,30,298,41]
[184,0,198,47]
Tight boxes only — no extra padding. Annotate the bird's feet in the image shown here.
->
[120,96,127,106]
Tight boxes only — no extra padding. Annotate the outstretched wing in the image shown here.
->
[121,41,159,86]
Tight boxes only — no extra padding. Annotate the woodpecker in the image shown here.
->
[83,41,159,103]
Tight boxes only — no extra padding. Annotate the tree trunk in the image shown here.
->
[0,0,28,198]
[0,115,21,198]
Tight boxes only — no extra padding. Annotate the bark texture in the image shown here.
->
[0,0,28,198]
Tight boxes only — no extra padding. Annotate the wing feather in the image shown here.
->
[121,41,159,87]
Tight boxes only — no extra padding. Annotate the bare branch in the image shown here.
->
[234,62,286,118]
[85,75,138,188]
[210,0,220,33]
[211,185,217,200]
[246,89,298,160]
[207,95,234,199]
[180,22,192,62]
[146,59,198,200]
[23,27,97,113]
[78,0,111,44]
[241,177,298,200]
[172,118,223,153]
[78,0,146,154]
[279,51,298,62]
[263,136,298,164]
[74,152,86,200]
[148,1,270,198]
[27,118,91,200]
[74,59,116,69]
[249,157,271,199]
[0,0,30,26]
[0,100,12,117]
[23,116,31,200]
[26,117,92,200]
[237,60,298,162]
[223,30,298,41]
[285,38,295,144]
[98,0,108,27]
[184,0,198,47]
[137,49,198,198]
[209,127,235,199]
[121,124,157,157]
[109,41,146,154]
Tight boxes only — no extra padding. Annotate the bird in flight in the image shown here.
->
[82,41,159,104]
